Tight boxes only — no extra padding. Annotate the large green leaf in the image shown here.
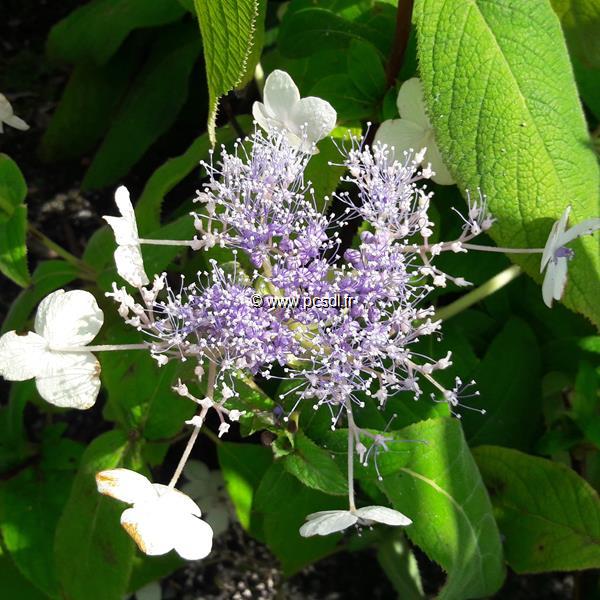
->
[379,418,505,599]
[551,0,600,67]
[0,551,47,600]
[414,0,600,326]
[0,155,29,287]
[0,426,83,598]
[474,445,600,572]
[193,0,264,143]
[82,22,202,190]
[253,462,345,574]
[217,442,272,530]
[47,0,185,65]
[54,430,136,600]
[39,40,143,162]
[460,317,542,451]
[283,431,348,496]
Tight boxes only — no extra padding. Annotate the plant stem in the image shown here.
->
[345,399,357,511]
[433,265,522,322]
[168,361,217,488]
[461,243,545,254]
[384,0,414,88]
[28,224,94,276]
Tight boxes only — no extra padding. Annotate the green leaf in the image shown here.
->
[283,431,347,496]
[193,0,263,143]
[0,153,27,221]
[377,531,425,600]
[39,40,143,162]
[98,316,193,437]
[414,0,600,326]
[461,318,542,451]
[82,22,202,190]
[551,0,600,67]
[0,381,34,472]
[47,0,185,65]
[54,430,136,600]
[572,55,600,120]
[253,462,345,574]
[380,418,505,599]
[0,427,83,598]
[347,39,386,101]
[0,155,29,287]
[135,117,251,234]
[310,74,375,121]
[1,260,79,334]
[278,7,387,59]
[217,442,272,530]
[474,445,600,572]
[0,552,47,600]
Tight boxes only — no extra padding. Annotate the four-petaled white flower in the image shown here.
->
[375,78,454,185]
[253,70,337,154]
[0,289,103,409]
[182,460,236,537]
[104,186,149,288]
[0,93,29,133]
[540,206,600,307]
[299,505,412,537]
[96,468,213,560]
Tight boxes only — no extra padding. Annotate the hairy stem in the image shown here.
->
[345,399,357,511]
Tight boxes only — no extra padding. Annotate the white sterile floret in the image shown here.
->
[182,460,235,537]
[252,70,337,154]
[96,469,213,560]
[103,186,149,288]
[374,78,454,185]
[0,93,29,132]
[0,289,103,409]
[540,206,600,307]
[299,505,412,537]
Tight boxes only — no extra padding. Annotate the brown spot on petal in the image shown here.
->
[121,520,148,553]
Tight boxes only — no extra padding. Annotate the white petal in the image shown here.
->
[4,114,29,131]
[355,505,412,526]
[252,101,274,132]
[0,331,47,380]
[114,244,149,288]
[121,505,175,556]
[0,94,12,120]
[172,514,213,560]
[396,78,430,128]
[540,218,563,272]
[205,505,230,537]
[374,119,428,160]
[299,510,357,537]
[425,141,455,185]
[135,582,162,600]
[34,289,103,348]
[96,468,156,504]
[552,257,569,303]
[263,70,300,123]
[557,217,600,246]
[153,484,202,518]
[289,96,337,144]
[35,351,100,409]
